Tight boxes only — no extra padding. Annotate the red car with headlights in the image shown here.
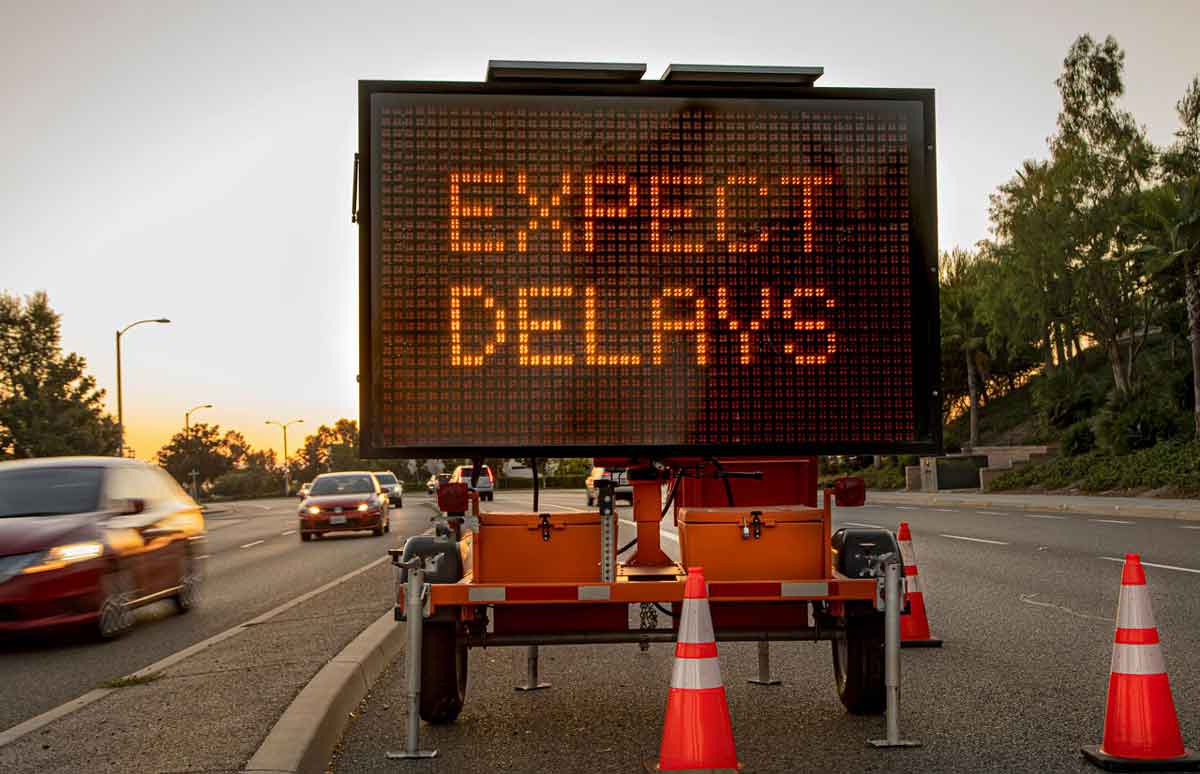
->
[298,471,391,541]
[0,457,206,639]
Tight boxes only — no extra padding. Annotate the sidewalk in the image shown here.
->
[0,561,394,774]
[867,490,1200,521]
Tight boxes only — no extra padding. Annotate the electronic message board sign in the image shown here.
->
[358,77,939,458]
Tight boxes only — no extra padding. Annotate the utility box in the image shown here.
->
[920,455,989,491]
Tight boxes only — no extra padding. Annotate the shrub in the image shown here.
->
[1032,370,1103,429]
[989,439,1200,495]
[1061,421,1095,456]
[211,468,283,499]
[1097,390,1182,455]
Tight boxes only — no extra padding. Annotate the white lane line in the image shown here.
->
[896,506,917,511]
[977,511,1006,516]
[1181,526,1200,530]
[934,508,956,513]
[940,534,1009,546]
[0,553,392,748]
[618,518,679,543]
[1090,519,1133,525]
[1100,556,1200,575]
[280,530,296,536]
[1026,513,1066,520]
[843,521,884,529]
[240,540,265,549]
[196,554,210,560]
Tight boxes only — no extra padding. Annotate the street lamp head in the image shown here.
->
[202,403,213,409]
[156,318,171,324]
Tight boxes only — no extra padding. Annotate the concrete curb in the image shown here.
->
[867,492,1200,522]
[243,609,404,774]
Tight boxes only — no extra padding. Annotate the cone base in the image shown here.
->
[1081,745,1200,771]
[900,637,943,649]
[644,758,742,773]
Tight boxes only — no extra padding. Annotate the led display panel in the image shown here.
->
[359,82,939,457]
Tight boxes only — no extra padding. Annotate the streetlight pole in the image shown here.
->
[185,403,213,433]
[266,419,304,496]
[115,318,171,457]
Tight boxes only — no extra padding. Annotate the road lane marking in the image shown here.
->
[940,534,1009,545]
[0,553,392,748]
[1181,526,1200,530]
[934,508,956,513]
[1026,513,1066,520]
[1100,556,1200,575]
[1019,593,1113,622]
[977,511,1006,516]
[240,540,265,549]
[196,554,210,560]
[280,530,296,536]
[896,506,917,511]
[843,521,884,529]
[618,519,679,543]
[1090,519,1133,525]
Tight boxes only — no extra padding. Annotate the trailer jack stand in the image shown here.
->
[748,641,782,686]
[868,556,921,749]
[515,645,550,691]
[385,559,438,761]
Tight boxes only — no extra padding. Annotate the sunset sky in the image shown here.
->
[1,0,1196,460]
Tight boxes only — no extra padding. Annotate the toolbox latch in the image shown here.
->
[750,510,763,540]
[539,513,552,542]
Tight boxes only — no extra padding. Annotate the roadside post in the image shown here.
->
[386,557,438,761]
[869,552,920,749]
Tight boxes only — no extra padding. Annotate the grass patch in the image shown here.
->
[988,439,1200,496]
[99,671,164,689]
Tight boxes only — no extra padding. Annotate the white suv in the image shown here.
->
[451,465,495,502]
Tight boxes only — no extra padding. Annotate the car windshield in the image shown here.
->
[375,473,398,485]
[0,466,104,518]
[310,475,374,495]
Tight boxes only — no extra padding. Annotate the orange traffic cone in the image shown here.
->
[897,522,942,648]
[651,566,740,773]
[1082,554,1200,771]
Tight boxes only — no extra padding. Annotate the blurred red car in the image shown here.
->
[298,471,391,541]
[0,457,206,639]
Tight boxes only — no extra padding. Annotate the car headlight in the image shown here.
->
[307,505,320,515]
[21,541,105,574]
[357,503,370,512]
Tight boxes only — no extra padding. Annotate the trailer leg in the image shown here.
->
[515,645,550,691]
[385,560,438,760]
[868,556,920,749]
[748,640,781,686]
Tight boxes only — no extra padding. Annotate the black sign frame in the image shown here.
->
[358,78,940,459]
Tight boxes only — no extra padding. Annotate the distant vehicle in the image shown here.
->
[372,471,404,507]
[426,472,451,495]
[450,464,495,501]
[298,471,390,541]
[297,482,312,499]
[585,467,632,506]
[0,456,206,639]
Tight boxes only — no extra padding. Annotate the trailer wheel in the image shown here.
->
[833,609,885,715]
[419,621,468,724]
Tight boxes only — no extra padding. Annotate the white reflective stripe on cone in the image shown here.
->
[905,573,923,595]
[900,540,916,565]
[1111,643,1167,676]
[670,656,724,690]
[1115,585,1156,630]
[677,597,715,645]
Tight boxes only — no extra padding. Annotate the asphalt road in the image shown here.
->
[0,494,434,733]
[332,488,1200,774]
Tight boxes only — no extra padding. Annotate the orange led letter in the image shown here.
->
[650,173,705,253]
[516,170,572,252]
[780,173,833,253]
[715,174,769,253]
[583,172,637,253]
[449,286,506,366]
[449,171,505,253]
[651,287,707,366]
[584,286,642,365]
[518,286,575,366]
[782,286,837,365]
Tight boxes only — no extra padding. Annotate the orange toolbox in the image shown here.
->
[471,512,616,584]
[676,506,829,581]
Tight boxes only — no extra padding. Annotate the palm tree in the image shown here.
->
[941,249,990,448]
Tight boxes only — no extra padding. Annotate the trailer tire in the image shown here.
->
[419,621,467,724]
[833,609,885,715]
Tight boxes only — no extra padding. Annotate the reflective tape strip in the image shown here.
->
[1111,642,1166,676]
[670,656,724,690]
[905,574,923,595]
[900,539,916,563]
[781,582,828,597]
[1116,585,1156,630]
[577,585,611,601]
[676,598,715,644]
[675,641,718,659]
[1115,628,1159,645]
[468,587,505,602]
